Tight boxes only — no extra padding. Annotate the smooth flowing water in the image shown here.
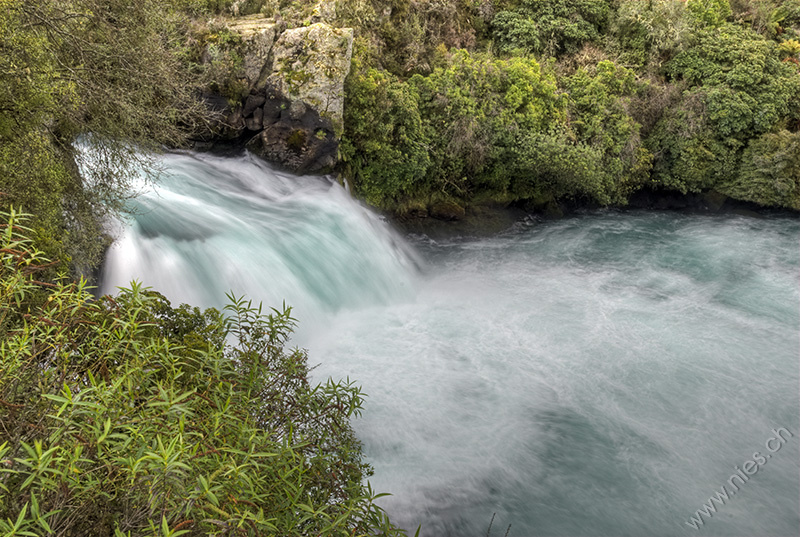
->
[102,152,800,537]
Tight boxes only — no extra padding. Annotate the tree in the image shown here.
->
[0,0,213,274]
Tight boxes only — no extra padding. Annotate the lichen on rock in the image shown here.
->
[266,23,353,136]
[216,17,353,173]
[225,16,279,87]
[311,0,337,23]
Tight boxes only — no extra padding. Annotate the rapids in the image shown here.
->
[102,151,800,537]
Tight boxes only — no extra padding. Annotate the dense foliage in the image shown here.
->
[341,49,566,208]
[493,0,614,56]
[333,0,800,213]
[0,0,212,274]
[650,22,800,192]
[0,210,403,536]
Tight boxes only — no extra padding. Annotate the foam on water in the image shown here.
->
[101,151,419,331]
[103,153,800,537]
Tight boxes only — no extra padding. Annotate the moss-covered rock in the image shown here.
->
[429,200,466,221]
[311,0,337,24]
[245,86,339,174]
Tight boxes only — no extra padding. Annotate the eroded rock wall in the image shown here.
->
[208,12,353,174]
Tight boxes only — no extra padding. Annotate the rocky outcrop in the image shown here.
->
[311,0,337,24]
[225,16,279,88]
[245,86,339,174]
[265,23,353,135]
[429,200,466,221]
[217,17,353,173]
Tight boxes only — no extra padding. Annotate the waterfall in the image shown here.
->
[101,151,419,333]
[102,151,800,537]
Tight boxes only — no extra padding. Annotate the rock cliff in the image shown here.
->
[215,13,353,174]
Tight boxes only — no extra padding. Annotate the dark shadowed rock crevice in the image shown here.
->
[245,86,339,174]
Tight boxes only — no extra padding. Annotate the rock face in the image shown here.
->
[221,18,353,173]
[245,86,339,174]
[266,23,353,135]
[225,16,279,88]
[311,0,337,23]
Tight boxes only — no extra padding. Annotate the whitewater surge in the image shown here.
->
[101,151,419,331]
[103,152,800,537]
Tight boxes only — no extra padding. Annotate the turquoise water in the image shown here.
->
[102,152,800,536]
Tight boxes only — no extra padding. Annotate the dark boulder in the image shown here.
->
[243,94,266,117]
[246,85,337,174]
[429,200,466,221]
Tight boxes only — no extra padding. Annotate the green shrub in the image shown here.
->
[561,61,653,203]
[648,23,800,192]
[731,0,800,39]
[718,130,800,208]
[504,59,653,206]
[0,210,403,537]
[668,25,800,132]
[687,0,733,26]
[342,48,568,208]
[340,52,434,208]
[647,94,736,193]
[409,50,565,196]
[344,48,661,209]
[171,0,234,14]
[507,129,609,201]
[491,0,614,57]
[335,0,479,76]
[613,0,690,68]
[491,11,541,54]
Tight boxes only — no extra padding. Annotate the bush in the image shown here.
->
[561,61,653,203]
[343,49,661,209]
[491,11,541,54]
[687,0,733,26]
[491,0,614,57]
[342,49,568,208]
[668,24,799,133]
[0,210,403,537]
[648,23,800,193]
[718,130,800,208]
[613,0,690,68]
[335,0,479,76]
[507,129,609,201]
[409,50,565,197]
[340,50,434,208]
[752,0,800,40]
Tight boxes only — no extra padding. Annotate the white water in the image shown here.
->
[102,152,800,537]
[101,152,418,330]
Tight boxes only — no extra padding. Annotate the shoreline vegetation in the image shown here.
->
[0,209,406,536]
[1,0,799,534]
[337,0,800,221]
[2,0,799,271]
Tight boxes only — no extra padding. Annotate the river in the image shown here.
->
[101,151,800,537]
